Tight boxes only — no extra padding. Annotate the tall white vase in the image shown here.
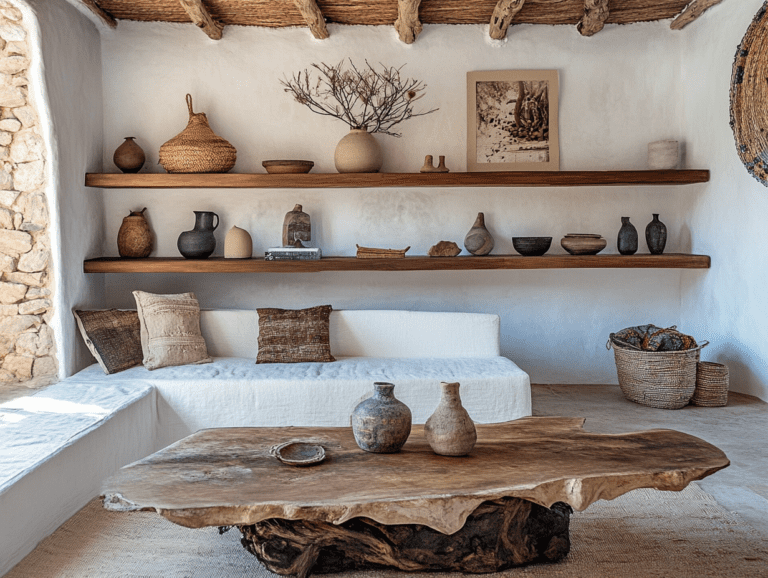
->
[334,128,383,173]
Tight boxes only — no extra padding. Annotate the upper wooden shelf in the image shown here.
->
[84,254,711,274]
[85,170,710,189]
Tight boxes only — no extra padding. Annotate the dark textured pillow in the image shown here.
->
[73,309,143,374]
[256,305,336,364]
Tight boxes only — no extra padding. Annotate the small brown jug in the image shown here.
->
[117,208,152,258]
[464,212,494,255]
[113,137,145,173]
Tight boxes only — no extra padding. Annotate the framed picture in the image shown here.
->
[467,70,559,172]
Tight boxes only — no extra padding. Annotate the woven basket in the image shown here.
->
[608,335,708,410]
[158,94,236,173]
[691,361,729,407]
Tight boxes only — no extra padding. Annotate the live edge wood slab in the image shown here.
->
[101,418,728,577]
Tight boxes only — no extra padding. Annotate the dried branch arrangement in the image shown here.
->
[281,60,437,137]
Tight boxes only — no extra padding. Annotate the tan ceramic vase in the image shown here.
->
[464,212,494,255]
[424,382,477,456]
[224,225,252,258]
[113,137,145,173]
[334,128,383,173]
[117,208,152,258]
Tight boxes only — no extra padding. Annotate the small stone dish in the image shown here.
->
[561,234,607,255]
[262,160,314,174]
[512,237,552,256]
[270,441,326,466]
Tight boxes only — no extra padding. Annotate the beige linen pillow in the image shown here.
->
[256,305,336,364]
[133,291,212,370]
[73,309,143,374]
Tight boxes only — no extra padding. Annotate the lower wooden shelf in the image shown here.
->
[83,254,711,273]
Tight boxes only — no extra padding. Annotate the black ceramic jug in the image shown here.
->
[617,216,638,255]
[646,214,667,254]
[177,211,219,259]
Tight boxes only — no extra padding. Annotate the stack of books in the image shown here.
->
[265,247,322,261]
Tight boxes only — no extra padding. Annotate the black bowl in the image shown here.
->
[512,236,552,256]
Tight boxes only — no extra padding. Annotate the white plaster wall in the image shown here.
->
[99,21,699,384]
[23,0,105,377]
[680,0,768,401]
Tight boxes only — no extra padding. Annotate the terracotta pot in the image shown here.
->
[617,217,638,255]
[224,225,252,258]
[351,382,412,453]
[334,128,383,173]
[464,212,494,256]
[117,208,152,258]
[424,382,477,456]
[177,211,219,259]
[113,137,145,173]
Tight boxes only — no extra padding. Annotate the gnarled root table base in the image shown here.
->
[238,497,572,577]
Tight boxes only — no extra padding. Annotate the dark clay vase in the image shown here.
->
[617,217,638,255]
[177,211,219,259]
[351,382,412,453]
[113,137,145,173]
[646,214,667,254]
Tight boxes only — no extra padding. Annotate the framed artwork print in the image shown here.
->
[467,69,559,172]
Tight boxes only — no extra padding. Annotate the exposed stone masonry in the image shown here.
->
[0,1,56,387]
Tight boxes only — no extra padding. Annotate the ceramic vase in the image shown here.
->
[351,382,412,453]
[334,128,383,173]
[117,207,152,258]
[113,137,145,173]
[177,211,219,259]
[424,382,477,456]
[645,214,667,254]
[464,212,494,255]
[224,225,252,258]
[617,217,638,255]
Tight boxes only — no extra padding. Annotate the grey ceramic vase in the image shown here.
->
[464,212,494,256]
[177,211,219,259]
[351,382,412,453]
[645,214,667,254]
[424,382,477,456]
[617,216,638,255]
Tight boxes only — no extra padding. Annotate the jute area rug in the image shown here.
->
[7,484,768,578]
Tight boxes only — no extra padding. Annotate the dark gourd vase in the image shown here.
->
[113,137,145,173]
[645,214,667,254]
[177,211,219,259]
[617,216,638,255]
[351,382,412,453]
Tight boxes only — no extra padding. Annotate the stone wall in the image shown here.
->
[0,0,55,386]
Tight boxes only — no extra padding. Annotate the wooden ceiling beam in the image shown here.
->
[80,0,117,28]
[670,0,723,30]
[577,0,610,36]
[489,0,526,40]
[394,0,422,44]
[178,0,223,40]
[292,0,329,39]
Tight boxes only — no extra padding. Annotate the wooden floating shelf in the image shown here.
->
[85,170,710,189]
[84,254,711,274]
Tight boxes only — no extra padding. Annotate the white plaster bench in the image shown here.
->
[0,309,531,576]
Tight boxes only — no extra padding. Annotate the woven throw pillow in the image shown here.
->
[73,309,143,374]
[256,305,336,364]
[133,291,212,370]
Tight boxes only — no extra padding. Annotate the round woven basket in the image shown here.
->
[691,361,729,407]
[608,336,707,410]
[158,94,236,174]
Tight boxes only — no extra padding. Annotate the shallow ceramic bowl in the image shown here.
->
[262,160,314,174]
[271,441,325,466]
[512,237,552,256]
[561,234,607,255]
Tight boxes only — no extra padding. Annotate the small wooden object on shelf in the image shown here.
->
[428,241,461,257]
[262,160,314,174]
[356,245,410,258]
[420,155,450,173]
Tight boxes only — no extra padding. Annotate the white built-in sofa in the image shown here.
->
[0,309,531,576]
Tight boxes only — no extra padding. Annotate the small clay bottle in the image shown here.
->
[425,382,477,456]
[645,214,667,254]
[117,208,152,258]
[113,137,145,173]
[464,212,494,255]
[351,382,412,453]
[617,217,638,255]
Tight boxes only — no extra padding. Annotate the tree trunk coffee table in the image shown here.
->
[102,417,728,577]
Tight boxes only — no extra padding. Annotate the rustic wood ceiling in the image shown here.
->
[82,0,723,43]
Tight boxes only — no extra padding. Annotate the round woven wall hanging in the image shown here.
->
[731,2,768,186]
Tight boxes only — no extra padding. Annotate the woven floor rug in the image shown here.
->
[7,484,768,578]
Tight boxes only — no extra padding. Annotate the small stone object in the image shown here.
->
[420,155,450,173]
[113,137,146,173]
[224,225,252,258]
[647,140,679,170]
[270,442,326,466]
[464,212,494,256]
[351,382,412,453]
[428,241,461,257]
[117,208,153,258]
[645,214,667,254]
[424,381,477,456]
[617,217,638,255]
[282,204,311,248]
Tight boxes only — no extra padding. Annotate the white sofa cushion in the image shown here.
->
[201,310,501,359]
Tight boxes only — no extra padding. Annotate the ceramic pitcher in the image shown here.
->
[177,211,219,259]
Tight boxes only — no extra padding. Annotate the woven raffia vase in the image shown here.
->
[691,361,729,407]
[158,94,236,173]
